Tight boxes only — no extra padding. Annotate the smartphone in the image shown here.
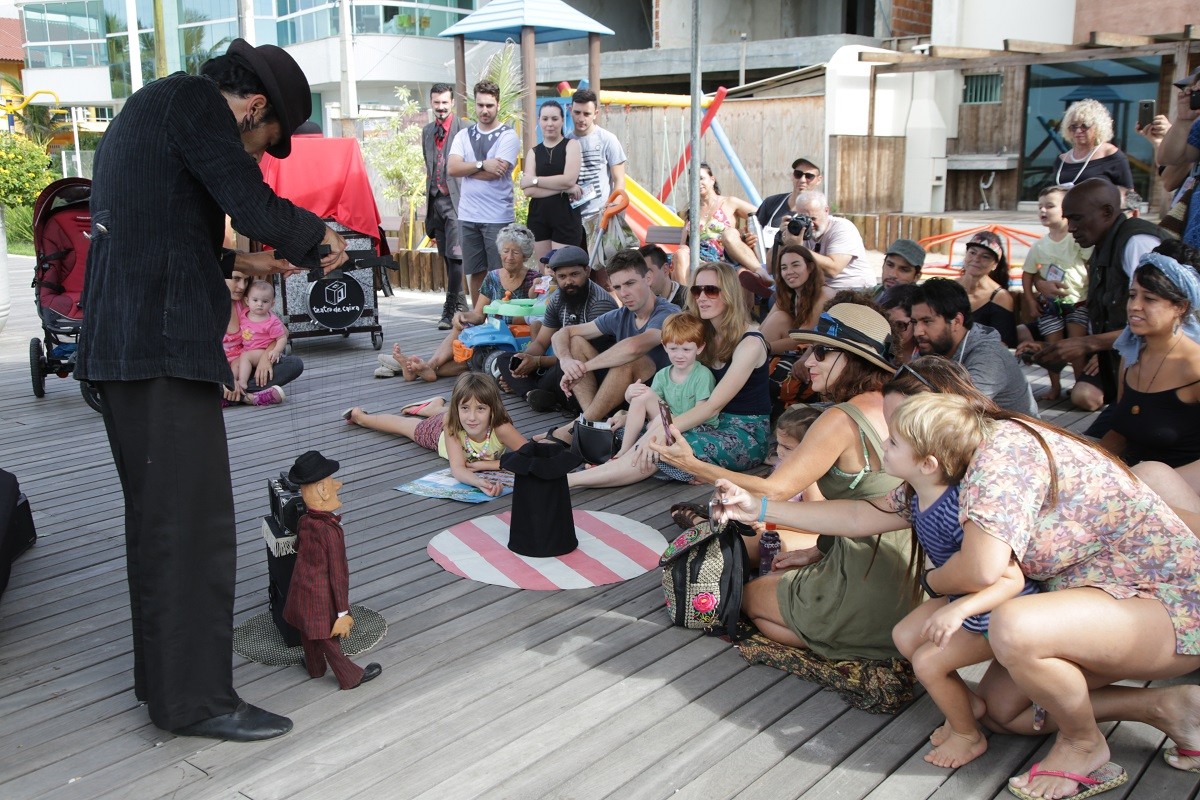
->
[658,401,675,446]
[1137,99,1155,129]
[1045,263,1065,283]
[1191,90,1200,112]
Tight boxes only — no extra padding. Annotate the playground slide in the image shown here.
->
[623,176,684,250]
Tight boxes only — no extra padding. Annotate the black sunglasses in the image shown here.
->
[689,284,721,298]
[892,363,937,392]
[793,169,819,181]
[806,344,837,362]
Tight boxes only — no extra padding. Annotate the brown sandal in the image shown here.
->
[670,502,710,530]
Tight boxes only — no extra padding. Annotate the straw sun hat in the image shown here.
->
[789,303,896,373]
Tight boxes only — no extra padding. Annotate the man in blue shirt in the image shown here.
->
[547,249,679,442]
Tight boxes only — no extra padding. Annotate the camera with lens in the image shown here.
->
[786,214,814,237]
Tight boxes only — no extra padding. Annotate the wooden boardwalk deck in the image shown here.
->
[1,254,1197,800]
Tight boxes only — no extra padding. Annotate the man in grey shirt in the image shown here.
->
[908,279,1038,416]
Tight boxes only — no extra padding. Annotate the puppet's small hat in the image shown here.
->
[288,450,339,484]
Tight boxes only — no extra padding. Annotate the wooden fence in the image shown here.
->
[843,213,956,256]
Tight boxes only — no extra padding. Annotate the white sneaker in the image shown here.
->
[377,353,403,371]
[374,365,397,379]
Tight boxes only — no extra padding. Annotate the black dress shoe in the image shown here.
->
[352,662,382,688]
[172,701,293,742]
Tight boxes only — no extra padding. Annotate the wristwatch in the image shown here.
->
[532,177,539,186]
[475,160,484,172]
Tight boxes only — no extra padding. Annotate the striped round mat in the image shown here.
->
[427,510,666,590]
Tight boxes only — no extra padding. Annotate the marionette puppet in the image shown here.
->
[283,450,382,689]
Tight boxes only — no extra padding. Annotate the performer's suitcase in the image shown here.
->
[263,475,305,647]
[1,488,36,601]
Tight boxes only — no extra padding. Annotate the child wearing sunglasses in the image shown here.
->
[615,312,718,458]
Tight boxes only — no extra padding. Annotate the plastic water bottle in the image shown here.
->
[758,529,781,577]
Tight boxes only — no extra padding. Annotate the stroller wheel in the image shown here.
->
[29,339,46,398]
[80,381,104,414]
[371,330,383,350]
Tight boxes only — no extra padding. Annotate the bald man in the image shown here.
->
[1034,178,1163,403]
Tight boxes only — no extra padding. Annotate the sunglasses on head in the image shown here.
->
[892,363,937,392]
[689,284,721,298]
[793,169,819,181]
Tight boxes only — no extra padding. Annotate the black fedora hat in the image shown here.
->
[227,38,312,159]
[288,450,339,485]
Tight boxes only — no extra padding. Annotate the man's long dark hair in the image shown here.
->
[201,54,279,125]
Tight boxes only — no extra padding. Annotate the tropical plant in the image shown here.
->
[0,133,53,209]
[469,41,526,130]
[5,204,34,244]
[364,87,428,226]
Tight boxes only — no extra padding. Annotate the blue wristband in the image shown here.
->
[757,496,768,524]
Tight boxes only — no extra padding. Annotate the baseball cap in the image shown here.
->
[1173,65,1200,90]
[885,238,926,269]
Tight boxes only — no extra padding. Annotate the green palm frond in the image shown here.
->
[470,41,526,129]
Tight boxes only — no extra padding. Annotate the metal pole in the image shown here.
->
[738,33,747,86]
[338,0,358,137]
[687,0,700,268]
[71,107,82,177]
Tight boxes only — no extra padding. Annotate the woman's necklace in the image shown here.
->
[1132,333,1183,414]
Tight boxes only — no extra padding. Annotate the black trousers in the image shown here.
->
[97,378,240,730]
[245,354,304,393]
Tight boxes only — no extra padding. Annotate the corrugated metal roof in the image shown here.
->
[440,0,613,43]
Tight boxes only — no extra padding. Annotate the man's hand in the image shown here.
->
[222,384,244,403]
[331,615,354,638]
[237,250,295,279]
[559,355,587,384]
[1136,114,1171,143]
[510,351,538,377]
[319,227,348,272]
[1037,336,1093,369]
[1032,276,1066,300]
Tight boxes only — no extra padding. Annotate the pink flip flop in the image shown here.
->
[400,398,439,416]
[1007,761,1127,800]
[1164,745,1200,773]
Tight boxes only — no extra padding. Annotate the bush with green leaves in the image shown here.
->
[5,204,33,244]
[0,133,53,209]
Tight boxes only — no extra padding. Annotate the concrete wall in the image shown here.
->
[1074,0,1198,42]
[931,0,1074,48]
[655,0,806,48]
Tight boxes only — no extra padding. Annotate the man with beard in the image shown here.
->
[498,245,616,412]
[909,279,1038,416]
[422,82,466,329]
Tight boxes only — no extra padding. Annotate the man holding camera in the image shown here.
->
[1158,65,1200,249]
[790,190,876,290]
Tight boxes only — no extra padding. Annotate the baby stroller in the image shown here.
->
[28,177,103,413]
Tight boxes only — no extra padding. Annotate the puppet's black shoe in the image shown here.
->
[172,701,293,742]
[353,663,382,688]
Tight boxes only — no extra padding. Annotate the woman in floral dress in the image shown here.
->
[711,358,1200,800]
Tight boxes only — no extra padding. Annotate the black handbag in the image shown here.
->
[571,417,617,465]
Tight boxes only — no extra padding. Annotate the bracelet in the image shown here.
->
[920,568,944,599]
[757,496,768,524]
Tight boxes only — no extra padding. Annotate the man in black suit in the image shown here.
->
[76,39,346,742]
[423,82,467,329]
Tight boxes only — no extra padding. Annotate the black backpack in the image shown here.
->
[660,521,750,639]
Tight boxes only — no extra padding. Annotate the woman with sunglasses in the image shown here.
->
[956,231,1017,348]
[654,301,921,663]
[713,355,1200,800]
[1054,99,1133,195]
[568,262,771,488]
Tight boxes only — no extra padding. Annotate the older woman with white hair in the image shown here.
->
[1055,98,1134,193]
[389,223,540,382]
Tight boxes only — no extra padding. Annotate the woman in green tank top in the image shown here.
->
[654,303,920,660]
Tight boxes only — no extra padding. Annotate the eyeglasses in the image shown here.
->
[892,363,937,392]
[689,284,721,298]
[1068,123,1091,132]
[793,169,819,181]
[806,344,835,362]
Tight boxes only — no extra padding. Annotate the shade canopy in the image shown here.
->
[439,0,614,43]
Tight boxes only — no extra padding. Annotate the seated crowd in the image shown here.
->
[337,75,1200,798]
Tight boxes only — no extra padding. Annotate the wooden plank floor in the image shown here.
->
[1,254,1196,800]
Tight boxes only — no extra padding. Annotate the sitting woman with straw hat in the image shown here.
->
[654,302,919,661]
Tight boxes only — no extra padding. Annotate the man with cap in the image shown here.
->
[284,451,382,691]
[872,238,925,302]
[76,39,347,741]
[497,244,617,411]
